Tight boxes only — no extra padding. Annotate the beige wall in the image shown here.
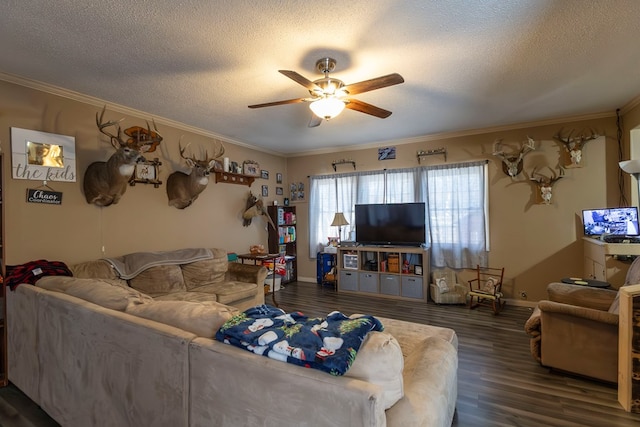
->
[0,80,287,265]
[2,77,638,303]
[287,117,622,303]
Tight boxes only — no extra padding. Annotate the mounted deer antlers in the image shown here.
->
[83,107,162,206]
[530,166,564,205]
[554,128,599,167]
[166,139,225,209]
[493,137,535,178]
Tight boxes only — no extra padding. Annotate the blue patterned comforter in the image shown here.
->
[215,305,383,375]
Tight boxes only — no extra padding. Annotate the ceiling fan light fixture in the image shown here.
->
[309,97,345,120]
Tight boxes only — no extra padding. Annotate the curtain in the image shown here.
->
[309,161,487,268]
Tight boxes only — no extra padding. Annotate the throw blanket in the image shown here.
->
[5,260,73,290]
[103,248,213,279]
[215,305,383,376]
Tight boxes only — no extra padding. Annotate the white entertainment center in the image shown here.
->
[337,245,430,302]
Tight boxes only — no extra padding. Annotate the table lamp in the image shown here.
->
[330,212,349,244]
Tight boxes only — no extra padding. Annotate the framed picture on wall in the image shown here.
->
[276,172,283,184]
[262,185,268,197]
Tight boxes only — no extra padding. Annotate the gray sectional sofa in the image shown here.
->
[6,248,459,426]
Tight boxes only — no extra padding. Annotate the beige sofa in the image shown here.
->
[7,271,458,426]
[70,247,267,311]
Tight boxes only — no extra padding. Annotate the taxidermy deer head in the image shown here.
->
[83,107,161,206]
[530,166,564,205]
[492,137,536,178]
[166,140,225,209]
[554,128,599,167]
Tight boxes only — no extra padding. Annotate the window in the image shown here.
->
[309,161,488,268]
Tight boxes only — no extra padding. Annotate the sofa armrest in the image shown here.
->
[227,262,268,286]
[538,300,618,325]
[546,282,617,311]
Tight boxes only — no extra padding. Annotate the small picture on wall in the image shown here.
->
[276,172,283,184]
[261,170,269,179]
[276,186,283,195]
[378,146,396,160]
[262,185,268,197]
[284,198,290,206]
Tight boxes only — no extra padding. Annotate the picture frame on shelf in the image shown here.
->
[284,197,290,206]
[414,265,423,275]
[243,160,260,176]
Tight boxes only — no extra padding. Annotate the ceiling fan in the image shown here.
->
[248,57,404,127]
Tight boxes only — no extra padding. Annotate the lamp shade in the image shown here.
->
[331,212,349,227]
[309,97,345,120]
[619,160,640,175]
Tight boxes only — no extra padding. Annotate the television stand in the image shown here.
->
[582,237,640,286]
[337,245,430,302]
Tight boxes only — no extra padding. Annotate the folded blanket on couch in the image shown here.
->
[104,248,213,279]
[215,305,383,376]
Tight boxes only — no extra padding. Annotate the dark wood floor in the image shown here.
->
[1,281,639,426]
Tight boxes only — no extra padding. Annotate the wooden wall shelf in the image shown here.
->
[214,171,255,186]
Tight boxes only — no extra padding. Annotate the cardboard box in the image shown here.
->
[387,254,400,273]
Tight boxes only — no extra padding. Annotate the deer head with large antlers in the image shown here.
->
[166,140,225,209]
[492,137,535,178]
[554,128,599,167]
[530,166,564,205]
[83,107,162,206]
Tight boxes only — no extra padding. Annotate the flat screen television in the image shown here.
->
[582,207,639,236]
[355,202,426,246]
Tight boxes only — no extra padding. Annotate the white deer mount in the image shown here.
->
[553,128,599,168]
[492,137,535,178]
[83,107,162,206]
[166,139,225,209]
[530,166,564,205]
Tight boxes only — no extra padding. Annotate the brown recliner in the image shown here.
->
[524,256,640,383]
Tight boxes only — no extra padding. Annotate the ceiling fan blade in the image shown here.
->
[248,98,307,109]
[279,70,321,91]
[344,99,392,118]
[344,73,404,96]
[308,114,323,128]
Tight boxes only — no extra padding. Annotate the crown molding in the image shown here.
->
[0,72,284,156]
[288,111,616,157]
[1,71,621,159]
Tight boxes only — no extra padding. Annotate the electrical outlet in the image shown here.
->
[520,291,527,299]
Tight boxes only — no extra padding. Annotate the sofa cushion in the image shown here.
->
[192,281,258,305]
[182,248,228,290]
[345,331,404,409]
[128,265,186,296]
[126,300,239,338]
[154,291,219,303]
[37,276,153,311]
[69,260,123,282]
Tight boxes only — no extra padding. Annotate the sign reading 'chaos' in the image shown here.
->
[11,127,76,182]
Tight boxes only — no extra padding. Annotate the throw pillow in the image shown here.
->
[126,300,239,338]
[344,331,404,409]
[483,276,498,294]
[436,277,450,294]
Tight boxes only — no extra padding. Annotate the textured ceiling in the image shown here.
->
[2,0,640,155]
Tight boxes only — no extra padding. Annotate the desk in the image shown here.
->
[237,253,280,307]
[582,237,640,286]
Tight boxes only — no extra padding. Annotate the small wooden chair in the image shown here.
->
[468,265,505,314]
